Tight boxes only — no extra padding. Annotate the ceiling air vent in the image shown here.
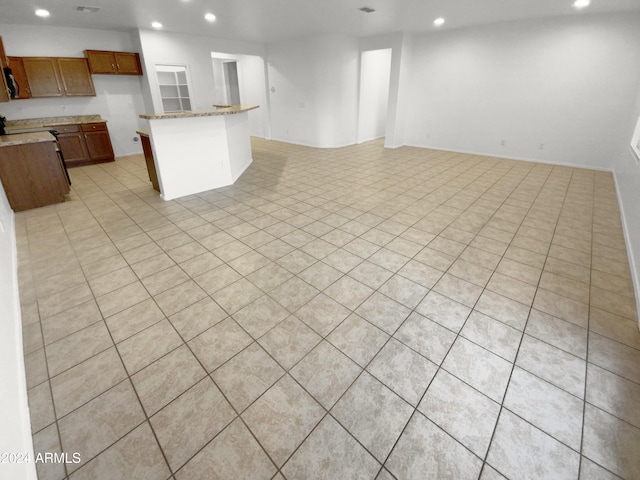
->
[76,5,100,13]
[359,7,376,13]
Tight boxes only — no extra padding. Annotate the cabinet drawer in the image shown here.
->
[81,122,107,132]
[49,124,80,133]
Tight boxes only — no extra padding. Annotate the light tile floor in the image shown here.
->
[17,138,640,480]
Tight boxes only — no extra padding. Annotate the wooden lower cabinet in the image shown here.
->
[51,122,115,167]
[0,140,70,211]
[82,123,114,161]
[57,131,89,164]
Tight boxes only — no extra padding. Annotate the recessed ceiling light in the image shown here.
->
[35,8,50,17]
[433,17,445,26]
[151,21,163,29]
[573,0,590,8]
[204,13,216,22]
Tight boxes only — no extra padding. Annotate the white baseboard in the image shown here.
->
[402,143,613,172]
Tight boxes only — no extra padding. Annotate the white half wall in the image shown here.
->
[0,182,36,480]
[0,24,146,157]
[402,13,640,169]
[146,112,253,200]
[267,33,359,148]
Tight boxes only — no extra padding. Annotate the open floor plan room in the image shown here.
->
[18,138,640,480]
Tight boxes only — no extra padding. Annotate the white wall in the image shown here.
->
[614,82,640,325]
[137,30,267,138]
[267,33,359,148]
[357,48,391,143]
[0,24,146,156]
[402,13,640,169]
[0,182,36,480]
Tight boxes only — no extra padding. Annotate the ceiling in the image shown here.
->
[1,0,639,43]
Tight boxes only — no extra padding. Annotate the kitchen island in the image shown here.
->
[0,132,70,211]
[139,105,259,201]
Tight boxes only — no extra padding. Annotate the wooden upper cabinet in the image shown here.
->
[57,58,95,96]
[84,50,116,74]
[113,52,142,75]
[20,57,95,98]
[85,50,143,75]
[0,36,10,103]
[22,57,63,97]
[7,57,31,99]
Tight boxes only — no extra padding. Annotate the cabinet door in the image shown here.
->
[0,141,68,211]
[84,50,116,74]
[7,57,31,99]
[114,52,142,75]
[57,58,95,96]
[0,36,10,102]
[22,57,63,97]
[57,131,89,166]
[82,123,115,161]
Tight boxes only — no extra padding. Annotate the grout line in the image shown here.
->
[16,140,639,479]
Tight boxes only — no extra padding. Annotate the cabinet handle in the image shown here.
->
[112,64,115,70]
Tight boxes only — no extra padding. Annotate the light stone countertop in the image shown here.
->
[0,132,57,147]
[4,115,106,132]
[139,104,259,120]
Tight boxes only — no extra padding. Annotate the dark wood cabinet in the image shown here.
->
[57,58,96,96]
[56,125,89,164]
[22,57,63,97]
[0,139,70,211]
[83,50,114,74]
[84,50,143,75]
[82,123,114,161]
[7,57,31,99]
[0,36,12,103]
[20,57,95,98]
[114,52,142,75]
[140,133,160,191]
[51,122,114,167]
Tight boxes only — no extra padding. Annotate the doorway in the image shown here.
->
[223,61,241,105]
[211,52,269,138]
[357,48,392,143]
